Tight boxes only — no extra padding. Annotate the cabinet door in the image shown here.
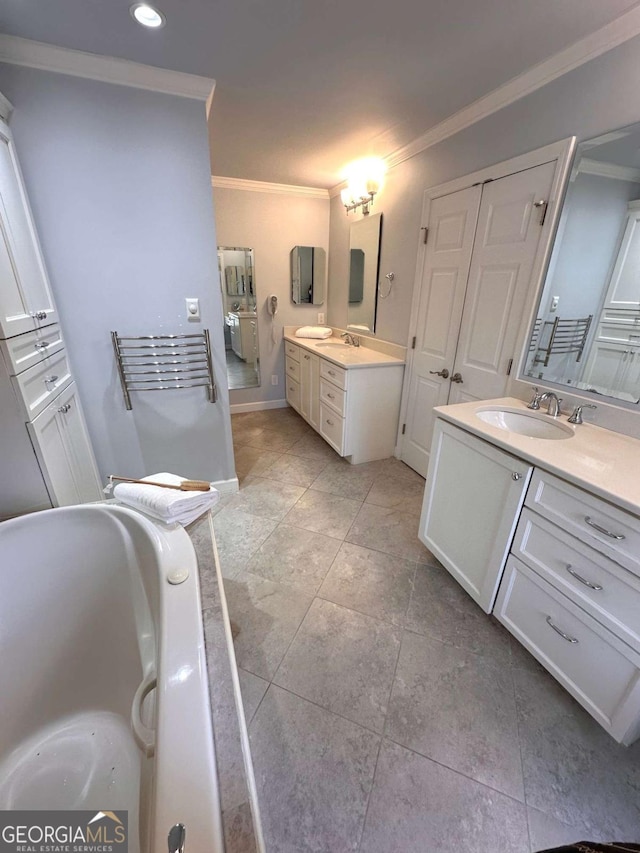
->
[28,382,102,506]
[605,203,640,311]
[0,124,58,338]
[419,420,533,612]
[299,350,312,420]
[308,353,320,430]
[582,340,628,394]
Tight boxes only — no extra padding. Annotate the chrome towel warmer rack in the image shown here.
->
[111,330,217,411]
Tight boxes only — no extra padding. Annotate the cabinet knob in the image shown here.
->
[511,472,522,481]
[58,403,71,414]
[326,418,334,426]
[32,310,47,321]
[304,354,310,360]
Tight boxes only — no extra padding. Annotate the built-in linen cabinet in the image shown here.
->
[420,411,640,745]
[0,108,102,518]
[284,338,404,463]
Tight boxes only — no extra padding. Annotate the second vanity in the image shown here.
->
[284,332,405,464]
[419,397,640,745]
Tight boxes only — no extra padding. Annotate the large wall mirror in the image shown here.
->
[217,246,260,389]
[524,122,640,406]
[290,246,325,305]
[347,212,383,333]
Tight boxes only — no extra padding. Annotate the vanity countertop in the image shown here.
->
[435,396,640,516]
[284,333,405,369]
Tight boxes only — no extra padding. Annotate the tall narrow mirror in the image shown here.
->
[290,246,326,304]
[217,246,260,389]
[347,213,382,333]
[523,122,640,405]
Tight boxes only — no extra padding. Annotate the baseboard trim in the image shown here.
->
[212,477,239,495]
[230,399,288,414]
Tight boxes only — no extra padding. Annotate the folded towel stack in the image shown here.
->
[113,472,220,525]
[294,326,333,339]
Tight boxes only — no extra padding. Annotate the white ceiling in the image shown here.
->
[2,0,639,187]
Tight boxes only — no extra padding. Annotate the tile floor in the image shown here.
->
[226,349,259,390]
[215,407,640,853]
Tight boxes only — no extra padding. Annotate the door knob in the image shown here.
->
[429,368,449,379]
[450,373,463,383]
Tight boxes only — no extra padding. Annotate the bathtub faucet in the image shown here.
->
[168,824,186,853]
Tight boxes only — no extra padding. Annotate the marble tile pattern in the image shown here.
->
[218,408,640,853]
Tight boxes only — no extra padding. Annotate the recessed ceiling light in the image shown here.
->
[130,3,166,28]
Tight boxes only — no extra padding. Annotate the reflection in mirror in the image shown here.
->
[290,246,325,305]
[347,213,382,333]
[524,122,640,405]
[217,246,260,389]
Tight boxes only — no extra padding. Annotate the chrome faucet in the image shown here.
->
[567,403,597,424]
[539,391,562,418]
[527,386,543,410]
[341,332,360,347]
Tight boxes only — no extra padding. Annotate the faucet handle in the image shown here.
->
[527,386,542,410]
[567,403,597,425]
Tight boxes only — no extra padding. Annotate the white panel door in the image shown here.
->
[419,420,532,612]
[401,186,481,476]
[449,161,556,404]
[605,201,640,311]
[0,125,59,338]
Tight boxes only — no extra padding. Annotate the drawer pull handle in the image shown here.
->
[566,564,603,591]
[326,418,334,426]
[34,341,51,350]
[584,516,625,540]
[44,374,59,385]
[327,393,335,399]
[304,354,310,360]
[546,615,579,644]
[328,370,336,376]
[31,310,47,321]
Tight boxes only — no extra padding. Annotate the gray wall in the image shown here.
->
[0,65,236,484]
[213,185,330,405]
[327,34,640,346]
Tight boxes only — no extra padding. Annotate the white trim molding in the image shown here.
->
[211,477,240,495]
[229,399,288,414]
[0,35,215,101]
[577,158,640,184]
[212,175,329,199]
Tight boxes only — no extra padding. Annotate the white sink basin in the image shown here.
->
[475,408,574,440]
[315,342,353,350]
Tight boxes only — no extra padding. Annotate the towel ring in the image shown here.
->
[380,272,395,299]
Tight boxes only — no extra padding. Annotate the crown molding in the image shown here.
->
[212,175,329,199]
[577,157,640,183]
[374,5,640,176]
[0,35,215,101]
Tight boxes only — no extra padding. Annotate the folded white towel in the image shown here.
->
[113,472,220,526]
[294,326,332,339]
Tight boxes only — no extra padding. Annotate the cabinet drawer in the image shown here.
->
[525,470,640,578]
[286,376,301,412]
[1,324,64,375]
[602,308,640,326]
[319,402,345,454]
[12,347,72,420]
[285,356,300,382]
[285,341,300,362]
[597,323,640,345]
[319,377,345,416]
[513,508,640,652]
[496,557,640,741]
[320,359,347,390]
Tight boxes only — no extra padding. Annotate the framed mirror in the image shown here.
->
[523,122,640,406]
[217,246,260,389]
[290,246,325,305]
[347,213,382,333]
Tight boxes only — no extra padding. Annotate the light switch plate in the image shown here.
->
[318,312,325,324]
[186,298,200,320]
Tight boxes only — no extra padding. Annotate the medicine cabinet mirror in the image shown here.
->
[523,121,640,405]
[217,246,260,390]
[347,212,383,334]
[290,246,326,305]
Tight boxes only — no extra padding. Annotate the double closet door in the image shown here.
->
[401,161,556,477]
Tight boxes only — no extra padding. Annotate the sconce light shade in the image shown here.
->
[341,157,385,215]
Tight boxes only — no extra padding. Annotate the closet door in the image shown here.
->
[448,161,556,404]
[401,186,481,477]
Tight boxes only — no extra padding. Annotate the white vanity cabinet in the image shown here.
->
[419,420,532,612]
[0,107,102,517]
[421,407,640,744]
[284,338,404,463]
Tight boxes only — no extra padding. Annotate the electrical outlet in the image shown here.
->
[318,312,325,324]
[271,375,278,386]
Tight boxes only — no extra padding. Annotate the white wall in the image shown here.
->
[0,65,236,484]
[327,35,640,348]
[213,186,330,404]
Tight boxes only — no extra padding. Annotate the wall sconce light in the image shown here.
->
[340,158,385,215]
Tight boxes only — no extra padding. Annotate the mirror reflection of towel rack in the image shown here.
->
[529,315,593,367]
[111,330,217,410]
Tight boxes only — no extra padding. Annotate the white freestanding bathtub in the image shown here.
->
[0,504,223,853]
